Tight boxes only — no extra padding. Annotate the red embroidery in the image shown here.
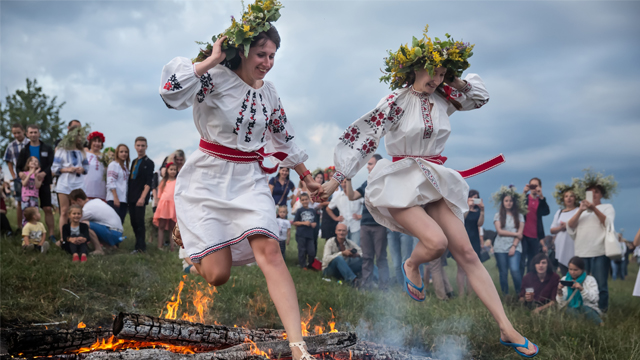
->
[357,137,377,158]
[163,74,182,91]
[420,97,433,139]
[340,125,361,149]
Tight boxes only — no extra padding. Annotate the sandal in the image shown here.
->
[402,260,425,302]
[289,341,314,360]
[172,223,184,248]
[500,337,539,358]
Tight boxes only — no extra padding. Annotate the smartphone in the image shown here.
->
[473,198,482,205]
[350,248,357,254]
[560,280,575,287]
[525,287,534,293]
[529,184,538,190]
[586,190,593,203]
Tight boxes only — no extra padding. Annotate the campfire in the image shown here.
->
[1,277,432,359]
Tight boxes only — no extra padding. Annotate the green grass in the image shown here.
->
[1,206,639,359]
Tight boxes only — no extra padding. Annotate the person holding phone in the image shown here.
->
[519,253,560,314]
[556,256,602,324]
[567,179,616,312]
[521,178,550,276]
[321,223,363,285]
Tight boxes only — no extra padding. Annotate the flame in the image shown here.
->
[160,276,217,324]
[245,337,270,357]
[77,322,86,329]
[74,335,196,354]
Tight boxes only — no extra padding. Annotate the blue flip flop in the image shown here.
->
[401,260,425,302]
[500,337,539,358]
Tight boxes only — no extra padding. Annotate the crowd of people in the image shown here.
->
[1,120,187,260]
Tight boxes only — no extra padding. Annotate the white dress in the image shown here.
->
[333,74,489,234]
[83,152,106,199]
[160,57,308,265]
[51,149,89,195]
[551,208,579,267]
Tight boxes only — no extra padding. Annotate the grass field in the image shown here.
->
[1,206,639,359]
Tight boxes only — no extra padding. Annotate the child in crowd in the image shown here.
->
[22,207,49,253]
[293,193,317,269]
[153,162,177,251]
[179,247,200,275]
[19,156,45,226]
[276,205,291,258]
[62,204,90,262]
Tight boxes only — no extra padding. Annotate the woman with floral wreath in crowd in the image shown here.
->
[550,181,581,276]
[321,26,538,357]
[83,131,107,200]
[159,1,321,358]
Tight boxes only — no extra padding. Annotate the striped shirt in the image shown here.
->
[3,137,30,168]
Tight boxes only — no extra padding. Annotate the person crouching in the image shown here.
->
[321,223,363,285]
[557,256,603,325]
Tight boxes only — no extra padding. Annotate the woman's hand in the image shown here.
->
[558,282,564,291]
[579,200,590,212]
[524,292,534,302]
[113,198,120,207]
[559,221,567,231]
[36,171,46,181]
[74,166,84,174]
[195,36,228,76]
[477,199,485,211]
[321,179,340,200]
[508,245,516,257]
[572,282,584,292]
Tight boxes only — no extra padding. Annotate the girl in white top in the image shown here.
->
[556,256,602,324]
[321,28,537,357]
[159,20,321,359]
[52,125,89,240]
[106,144,130,224]
[550,186,580,274]
[83,131,107,200]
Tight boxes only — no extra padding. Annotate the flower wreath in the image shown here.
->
[58,124,90,151]
[194,0,284,63]
[380,25,475,91]
[552,179,583,206]
[101,147,116,169]
[491,185,527,215]
[574,168,618,200]
[87,131,105,143]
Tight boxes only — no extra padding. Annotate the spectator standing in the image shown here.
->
[292,193,317,269]
[567,170,616,312]
[52,124,89,240]
[633,228,640,297]
[106,144,130,223]
[322,223,363,284]
[83,132,107,200]
[54,120,82,148]
[519,253,560,313]
[458,189,485,296]
[19,157,45,225]
[312,171,327,247]
[327,179,363,245]
[16,125,55,242]
[344,154,389,289]
[425,253,454,300]
[550,184,580,275]
[21,207,49,253]
[276,205,291,258]
[128,137,154,254]
[492,186,525,296]
[70,189,123,254]
[153,162,178,251]
[521,178,550,275]
[3,123,30,229]
[62,205,90,262]
[172,150,186,172]
[556,256,602,324]
[269,167,295,208]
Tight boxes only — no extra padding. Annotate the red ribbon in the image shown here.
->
[392,154,505,179]
[443,85,454,101]
[198,139,288,174]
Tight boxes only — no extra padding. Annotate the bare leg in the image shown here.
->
[157,227,164,250]
[85,226,104,255]
[16,206,23,229]
[43,206,55,238]
[388,206,448,301]
[248,235,307,359]
[58,194,70,239]
[426,199,536,356]
[192,247,232,286]
[457,263,467,297]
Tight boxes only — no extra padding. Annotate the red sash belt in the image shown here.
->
[392,154,506,179]
[198,139,288,174]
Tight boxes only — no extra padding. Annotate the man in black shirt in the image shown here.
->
[344,154,389,289]
[128,136,154,253]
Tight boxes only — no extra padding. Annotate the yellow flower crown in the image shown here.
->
[380,25,475,90]
[194,0,283,63]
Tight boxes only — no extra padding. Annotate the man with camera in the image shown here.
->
[521,178,550,275]
[321,223,363,285]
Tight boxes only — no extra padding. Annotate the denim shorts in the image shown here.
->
[89,222,123,246]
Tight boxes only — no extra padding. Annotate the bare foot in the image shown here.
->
[403,260,424,300]
[500,328,537,356]
[90,250,105,256]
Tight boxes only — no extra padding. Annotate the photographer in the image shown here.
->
[556,256,602,325]
[321,223,363,285]
[521,178,550,275]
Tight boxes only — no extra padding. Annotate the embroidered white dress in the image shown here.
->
[550,208,579,267]
[333,74,489,235]
[160,57,308,265]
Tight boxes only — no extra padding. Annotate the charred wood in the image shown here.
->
[1,327,112,356]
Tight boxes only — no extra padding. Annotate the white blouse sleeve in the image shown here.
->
[106,163,118,191]
[159,57,216,110]
[264,85,308,168]
[581,276,600,304]
[332,93,405,181]
[551,209,561,229]
[444,73,490,116]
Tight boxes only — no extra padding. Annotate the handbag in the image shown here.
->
[479,247,491,263]
[604,221,623,261]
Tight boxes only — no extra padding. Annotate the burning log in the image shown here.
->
[113,313,285,349]
[1,327,112,356]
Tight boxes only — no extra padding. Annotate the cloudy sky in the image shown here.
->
[2,0,639,237]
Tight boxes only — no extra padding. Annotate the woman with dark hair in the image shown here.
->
[159,2,320,358]
[83,131,106,200]
[269,167,295,208]
[457,189,484,296]
[556,256,602,324]
[322,26,537,356]
[492,187,525,297]
[519,253,560,314]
